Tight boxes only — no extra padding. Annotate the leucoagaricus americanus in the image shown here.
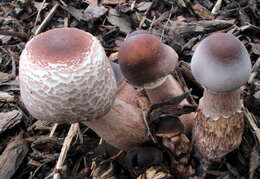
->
[118,30,194,134]
[191,33,252,165]
[110,61,150,111]
[118,30,182,104]
[19,28,148,151]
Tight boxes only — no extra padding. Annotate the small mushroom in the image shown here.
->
[110,61,150,111]
[118,30,183,104]
[19,28,148,151]
[191,33,252,165]
[118,30,195,134]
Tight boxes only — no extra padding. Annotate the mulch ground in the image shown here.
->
[0,0,259,178]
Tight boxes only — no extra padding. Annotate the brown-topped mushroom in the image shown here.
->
[110,61,150,111]
[19,28,148,151]
[118,30,182,103]
[191,33,252,166]
[118,30,195,134]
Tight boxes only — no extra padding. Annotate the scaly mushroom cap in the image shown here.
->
[191,33,251,92]
[19,28,117,123]
[118,30,178,87]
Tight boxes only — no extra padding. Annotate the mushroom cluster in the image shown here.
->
[191,33,252,166]
[19,27,149,151]
[19,27,252,176]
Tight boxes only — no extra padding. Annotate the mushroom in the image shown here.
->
[191,33,252,166]
[19,27,148,151]
[118,30,194,134]
[118,30,183,104]
[110,61,150,111]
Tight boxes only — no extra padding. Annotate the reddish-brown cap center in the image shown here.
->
[119,33,162,72]
[26,28,93,67]
[204,33,242,63]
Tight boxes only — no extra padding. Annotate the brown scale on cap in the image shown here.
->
[118,31,177,86]
[27,28,93,67]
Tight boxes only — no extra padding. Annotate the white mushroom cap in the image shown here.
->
[19,28,117,123]
[191,33,252,92]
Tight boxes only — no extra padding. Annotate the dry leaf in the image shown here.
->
[107,9,132,34]
[84,4,107,21]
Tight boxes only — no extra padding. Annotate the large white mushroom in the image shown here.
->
[19,28,148,151]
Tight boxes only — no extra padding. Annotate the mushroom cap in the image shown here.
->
[19,28,117,123]
[191,33,252,92]
[118,30,178,87]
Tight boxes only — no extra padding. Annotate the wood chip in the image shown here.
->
[137,166,172,179]
[101,0,125,4]
[249,146,259,179]
[0,110,22,134]
[192,3,214,20]
[165,19,234,38]
[136,2,153,12]
[0,135,28,179]
[0,72,12,83]
[0,91,15,102]
[244,109,260,144]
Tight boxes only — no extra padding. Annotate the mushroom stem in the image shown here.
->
[144,75,195,135]
[117,81,150,111]
[145,75,188,105]
[111,61,150,111]
[82,98,148,151]
[199,89,242,119]
[193,88,244,162]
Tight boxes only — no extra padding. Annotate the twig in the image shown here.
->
[0,29,28,40]
[211,0,223,14]
[53,123,79,179]
[35,3,59,36]
[160,5,173,41]
[148,16,156,31]
[34,0,47,29]
[138,0,154,28]
[10,53,16,77]
[49,123,58,137]
[2,48,17,81]
[130,0,136,11]
[248,58,260,84]
[244,108,260,144]
[64,16,69,27]
[142,108,157,144]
